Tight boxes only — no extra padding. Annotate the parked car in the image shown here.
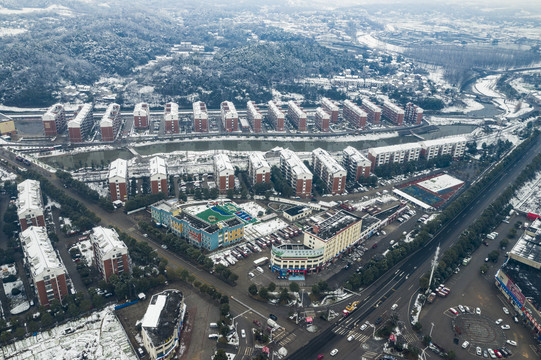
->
[476,307,481,315]
[462,341,470,349]
[502,307,509,315]
[495,318,503,325]
[476,346,482,356]
[501,324,510,330]
[360,323,368,331]
[269,314,278,321]
[505,340,516,346]
[330,349,338,357]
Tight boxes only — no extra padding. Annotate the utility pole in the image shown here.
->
[426,245,440,294]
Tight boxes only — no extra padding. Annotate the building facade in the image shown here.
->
[42,104,66,136]
[342,146,371,181]
[246,101,263,133]
[214,154,235,193]
[220,101,238,132]
[150,156,168,195]
[367,143,422,170]
[420,136,468,160]
[405,102,423,125]
[314,107,331,132]
[279,149,312,198]
[382,101,405,126]
[21,226,68,306]
[68,103,94,143]
[17,179,45,231]
[267,101,285,131]
[108,158,128,202]
[100,103,121,142]
[133,102,150,129]
[312,148,347,195]
[343,100,368,129]
[164,102,180,134]
[91,226,130,282]
[287,101,307,132]
[321,97,339,123]
[141,289,186,360]
[360,99,381,125]
[193,101,208,132]
[248,152,271,185]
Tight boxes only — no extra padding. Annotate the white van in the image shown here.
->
[208,334,219,339]
[391,304,398,310]
[209,323,219,328]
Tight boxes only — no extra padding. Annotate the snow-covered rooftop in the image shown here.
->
[150,156,167,176]
[343,146,371,166]
[247,101,262,119]
[249,152,270,170]
[68,103,92,128]
[17,179,43,217]
[315,107,330,120]
[383,101,405,114]
[164,102,179,120]
[141,289,184,347]
[42,103,64,121]
[361,98,381,113]
[344,99,367,117]
[133,102,149,116]
[214,153,234,172]
[100,103,120,127]
[193,101,208,119]
[369,142,422,155]
[313,148,346,175]
[321,97,339,112]
[91,226,127,257]
[268,101,285,118]
[221,101,238,119]
[20,226,66,278]
[109,158,128,180]
[420,135,469,148]
[280,149,311,177]
[288,101,307,119]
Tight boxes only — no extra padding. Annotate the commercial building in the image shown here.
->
[193,101,208,132]
[133,102,150,129]
[42,104,66,136]
[220,101,238,132]
[382,101,405,126]
[141,289,186,360]
[21,226,68,306]
[495,219,541,337]
[314,107,331,132]
[361,99,381,125]
[150,156,168,195]
[68,103,94,143]
[420,136,468,160]
[247,101,263,133]
[108,158,128,202]
[405,102,423,125]
[312,148,346,195]
[270,210,363,274]
[164,102,179,134]
[0,113,15,136]
[100,103,121,142]
[287,101,307,132]
[248,152,271,185]
[214,154,235,193]
[367,143,422,170]
[321,97,339,123]
[267,101,285,131]
[280,149,312,198]
[283,206,312,222]
[342,146,371,181]
[343,100,367,129]
[91,226,130,282]
[17,179,45,231]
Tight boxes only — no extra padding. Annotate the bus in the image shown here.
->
[253,257,269,267]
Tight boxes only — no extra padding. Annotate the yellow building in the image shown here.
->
[0,113,15,136]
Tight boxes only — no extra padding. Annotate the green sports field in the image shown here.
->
[195,208,233,224]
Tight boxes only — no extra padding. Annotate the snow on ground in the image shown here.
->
[417,174,464,193]
[411,293,424,325]
[238,202,266,218]
[0,167,17,182]
[426,116,485,126]
[72,239,94,266]
[245,218,289,239]
[441,97,485,113]
[86,181,109,199]
[0,305,137,360]
[472,75,502,98]
[510,170,541,215]
[350,194,398,209]
[356,32,405,53]
[0,4,71,15]
[3,279,29,315]
[0,27,27,37]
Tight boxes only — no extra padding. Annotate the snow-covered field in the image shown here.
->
[0,306,137,360]
[356,32,405,53]
[418,174,464,193]
[472,75,502,98]
[441,97,484,114]
[510,171,541,215]
[426,116,485,126]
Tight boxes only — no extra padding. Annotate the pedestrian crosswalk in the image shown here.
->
[236,346,253,358]
[332,326,370,342]
[402,331,418,344]
[277,332,296,346]
[361,351,379,359]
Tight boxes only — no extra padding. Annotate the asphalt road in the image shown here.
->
[287,136,541,359]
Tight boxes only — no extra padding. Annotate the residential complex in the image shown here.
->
[21,226,68,306]
[17,179,45,231]
[141,289,186,360]
[280,149,312,198]
[100,103,121,142]
[214,154,235,193]
[246,101,263,133]
[267,101,285,131]
[42,104,66,136]
[312,148,346,195]
[133,102,150,129]
[193,101,209,132]
[405,102,424,125]
[164,102,180,134]
[321,97,339,123]
[91,227,130,282]
[68,103,94,143]
[248,152,271,185]
[150,156,168,195]
[367,143,422,170]
[220,101,238,132]
[495,218,541,336]
[270,210,363,274]
[342,146,371,181]
[420,136,468,160]
[287,101,307,132]
[314,107,331,132]
[361,99,381,125]
[108,158,129,202]
[382,101,405,126]
[343,100,368,129]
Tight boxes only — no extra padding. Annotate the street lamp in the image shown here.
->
[429,322,435,339]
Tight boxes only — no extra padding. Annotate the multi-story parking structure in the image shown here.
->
[343,100,368,129]
[312,148,346,195]
[100,103,121,142]
[267,101,285,131]
[42,104,66,136]
[280,149,312,198]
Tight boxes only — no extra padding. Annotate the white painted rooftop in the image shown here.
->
[142,293,166,328]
